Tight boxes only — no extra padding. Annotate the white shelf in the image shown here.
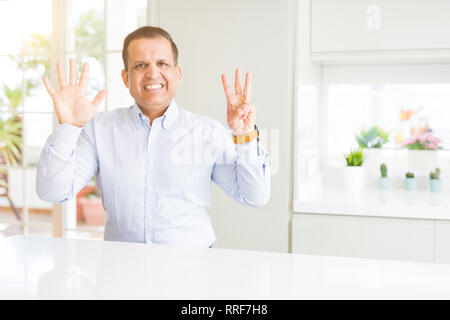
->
[294,187,450,221]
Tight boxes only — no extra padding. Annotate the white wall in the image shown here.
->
[157,0,295,252]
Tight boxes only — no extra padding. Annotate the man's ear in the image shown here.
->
[176,65,182,81]
[121,69,129,88]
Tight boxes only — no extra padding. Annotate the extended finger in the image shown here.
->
[56,62,67,88]
[243,72,252,103]
[79,63,89,88]
[235,68,243,95]
[42,76,59,102]
[92,90,107,108]
[221,74,233,102]
[69,58,77,86]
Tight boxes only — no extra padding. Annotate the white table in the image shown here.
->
[1,235,450,299]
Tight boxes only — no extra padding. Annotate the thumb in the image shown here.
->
[92,90,107,108]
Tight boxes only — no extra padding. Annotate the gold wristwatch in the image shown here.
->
[233,126,259,144]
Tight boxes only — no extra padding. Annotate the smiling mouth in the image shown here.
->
[144,84,164,91]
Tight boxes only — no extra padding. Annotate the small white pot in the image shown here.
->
[342,166,366,190]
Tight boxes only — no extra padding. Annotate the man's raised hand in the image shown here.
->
[42,58,107,128]
[221,68,256,136]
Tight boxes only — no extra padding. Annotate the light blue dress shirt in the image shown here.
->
[36,100,270,247]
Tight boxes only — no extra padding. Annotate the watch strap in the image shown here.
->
[233,127,259,144]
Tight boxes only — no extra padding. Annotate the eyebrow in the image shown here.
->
[133,59,170,65]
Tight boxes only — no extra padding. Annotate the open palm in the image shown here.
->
[42,59,107,128]
[221,68,256,136]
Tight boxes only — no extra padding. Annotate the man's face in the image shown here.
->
[122,37,181,111]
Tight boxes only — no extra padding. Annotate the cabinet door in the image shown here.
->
[311,0,450,53]
[292,213,434,263]
[435,221,450,264]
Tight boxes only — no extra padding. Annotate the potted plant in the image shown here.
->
[429,168,442,193]
[379,163,390,190]
[356,125,389,167]
[0,116,22,166]
[405,172,417,191]
[77,178,106,225]
[403,131,442,170]
[342,149,365,190]
[76,183,97,222]
[356,125,389,149]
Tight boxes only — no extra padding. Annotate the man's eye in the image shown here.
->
[135,64,146,69]
[158,62,167,67]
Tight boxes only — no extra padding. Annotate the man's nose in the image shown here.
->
[145,64,159,78]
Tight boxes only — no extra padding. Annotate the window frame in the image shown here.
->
[58,0,158,238]
[0,0,158,238]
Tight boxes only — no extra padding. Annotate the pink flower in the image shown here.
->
[403,131,442,150]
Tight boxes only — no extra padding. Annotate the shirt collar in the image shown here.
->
[130,99,179,131]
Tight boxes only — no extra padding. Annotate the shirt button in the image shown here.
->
[149,187,153,192]
[149,159,154,166]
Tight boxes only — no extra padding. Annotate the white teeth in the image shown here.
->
[145,84,163,90]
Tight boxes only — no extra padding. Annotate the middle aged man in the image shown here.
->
[37,26,270,248]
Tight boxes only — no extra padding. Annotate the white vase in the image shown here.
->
[407,150,438,171]
[341,166,366,191]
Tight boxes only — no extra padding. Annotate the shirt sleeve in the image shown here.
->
[211,128,271,207]
[36,122,99,203]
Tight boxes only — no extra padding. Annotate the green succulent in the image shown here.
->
[380,163,387,178]
[430,168,440,180]
[344,149,364,167]
[405,172,415,179]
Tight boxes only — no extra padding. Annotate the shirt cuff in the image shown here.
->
[51,123,83,157]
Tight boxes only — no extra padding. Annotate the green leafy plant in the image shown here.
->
[405,172,415,179]
[85,176,100,199]
[380,163,387,178]
[75,9,105,52]
[430,168,441,180]
[0,116,22,165]
[344,149,364,167]
[0,83,36,109]
[355,125,390,148]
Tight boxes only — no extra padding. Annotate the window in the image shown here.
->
[0,0,54,237]
[326,83,450,166]
[0,0,152,240]
[322,64,450,170]
[62,0,148,240]
[295,63,450,200]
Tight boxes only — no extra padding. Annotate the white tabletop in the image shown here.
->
[1,235,450,299]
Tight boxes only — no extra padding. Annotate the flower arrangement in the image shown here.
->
[355,125,389,148]
[403,131,442,150]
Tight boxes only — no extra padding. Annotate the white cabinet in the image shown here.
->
[292,213,435,263]
[310,0,450,56]
[435,221,450,264]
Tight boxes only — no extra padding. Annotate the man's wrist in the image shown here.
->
[232,125,258,144]
[232,125,257,136]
